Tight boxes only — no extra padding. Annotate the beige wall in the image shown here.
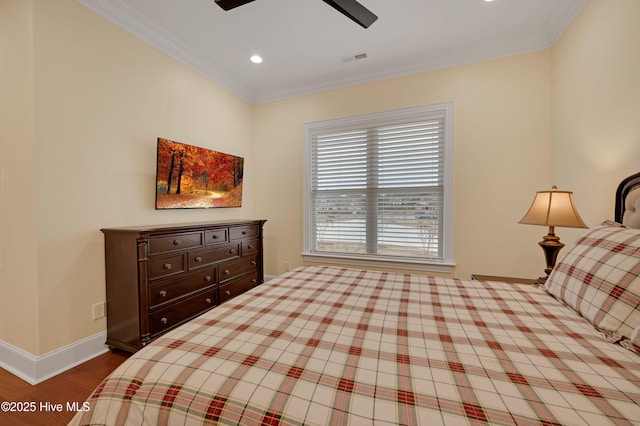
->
[254,51,553,280]
[3,0,639,357]
[0,0,40,354]
[551,0,640,244]
[2,0,255,355]
[255,0,640,282]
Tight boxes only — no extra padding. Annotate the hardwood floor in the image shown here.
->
[0,350,129,426]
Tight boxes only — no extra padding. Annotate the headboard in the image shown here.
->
[615,171,640,228]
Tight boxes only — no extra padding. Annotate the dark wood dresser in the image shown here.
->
[101,219,266,352]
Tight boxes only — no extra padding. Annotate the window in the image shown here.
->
[303,103,454,272]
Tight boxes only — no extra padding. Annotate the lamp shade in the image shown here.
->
[519,186,588,228]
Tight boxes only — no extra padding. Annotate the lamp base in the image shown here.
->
[537,230,564,284]
[535,276,549,285]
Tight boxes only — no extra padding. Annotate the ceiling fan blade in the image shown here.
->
[214,0,256,11]
[322,0,378,28]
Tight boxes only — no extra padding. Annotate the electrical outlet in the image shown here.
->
[92,302,105,320]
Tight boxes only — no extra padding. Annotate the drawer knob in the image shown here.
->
[247,245,254,250]
[251,261,257,266]
[163,263,172,270]
[223,269,230,275]
[195,256,202,262]
[173,240,180,245]
[225,290,231,296]
[229,248,236,254]
[159,290,167,298]
[212,235,218,239]
[242,231,247,235]
[204,275,212,282]
[205,298,212,304]
[251,279,257,284]
[160,317,168,324]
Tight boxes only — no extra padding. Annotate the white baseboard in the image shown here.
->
[0,331,108,385]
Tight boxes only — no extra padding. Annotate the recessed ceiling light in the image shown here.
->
[250,55,263,64]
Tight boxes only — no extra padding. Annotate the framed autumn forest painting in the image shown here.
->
[155,138,244,209]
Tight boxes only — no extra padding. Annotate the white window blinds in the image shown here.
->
[304,103,453,268]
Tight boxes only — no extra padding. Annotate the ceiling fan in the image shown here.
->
[214,0,378,29]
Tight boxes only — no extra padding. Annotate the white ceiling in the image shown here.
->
[78,0,587,104]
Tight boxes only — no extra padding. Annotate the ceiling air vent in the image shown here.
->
[342,53,368,63]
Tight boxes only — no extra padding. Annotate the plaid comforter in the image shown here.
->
[70,266,640,425]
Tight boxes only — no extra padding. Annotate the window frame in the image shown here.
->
[302,102,455,272]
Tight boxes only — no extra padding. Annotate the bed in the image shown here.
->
[70,175,640,425]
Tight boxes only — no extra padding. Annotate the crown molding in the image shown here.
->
[76,0,255,102]
[77,0,586,105]
[545,0,588,44]
[253,32,551,104]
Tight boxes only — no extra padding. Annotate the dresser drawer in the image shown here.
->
[148,269,215,309]
[220,272,259,303]
[219,255,258,283]
[148,253,186,280]
[148,232,203,255]
[230,225,259,240]
[242,239,259,256]
[102,219,265,353]
[188,244,240,270]
[205,228,229,246]
[149,288,217,336]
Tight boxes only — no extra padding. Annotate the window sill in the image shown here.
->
[301,252,455,274]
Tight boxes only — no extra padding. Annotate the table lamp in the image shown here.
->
[519,186,587,284]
